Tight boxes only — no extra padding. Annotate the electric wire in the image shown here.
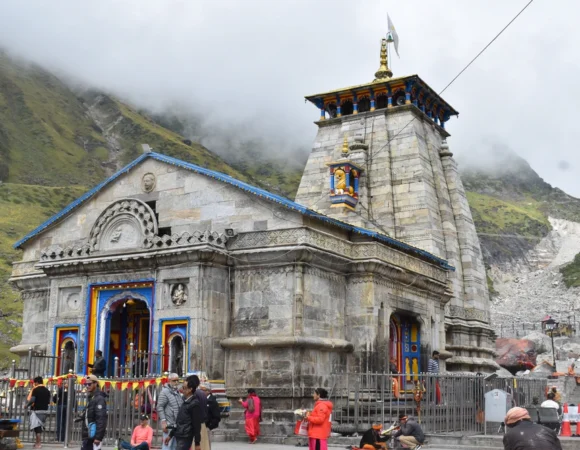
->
[369,0,535,160]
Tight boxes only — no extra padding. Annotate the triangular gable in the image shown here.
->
[13,152,453,270]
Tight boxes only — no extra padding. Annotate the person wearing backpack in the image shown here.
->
[238,388,261,443]
[200,384,221,431]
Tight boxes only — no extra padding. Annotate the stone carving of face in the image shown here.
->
[142,173,156,193]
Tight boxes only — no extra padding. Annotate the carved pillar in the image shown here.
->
[294,263,304,336]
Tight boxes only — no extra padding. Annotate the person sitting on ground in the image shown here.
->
[392,414,425,450]
[119,415,153,450]
[503,407,562,450]
[355,423,389,449]
[541,392,560,410]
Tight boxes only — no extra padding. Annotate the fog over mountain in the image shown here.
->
[0,0,579,193]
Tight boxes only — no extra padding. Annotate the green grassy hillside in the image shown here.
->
[461,150,580,267]
[0,53,260,368]
[0,183,87,366]
[465,191,551,265]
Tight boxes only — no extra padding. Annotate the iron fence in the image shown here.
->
[13,345,171,380]
[0,373,230,446]
[328,372,547,435]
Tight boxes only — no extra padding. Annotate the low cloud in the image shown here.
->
[0,0,579,193]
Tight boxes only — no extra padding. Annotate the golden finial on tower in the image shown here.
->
[341,134,349,155]
[374,38,393,81]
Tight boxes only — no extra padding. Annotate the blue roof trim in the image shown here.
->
[14,152,455,271]
[13,153,150,249]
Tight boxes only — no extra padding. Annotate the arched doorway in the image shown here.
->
[169,335,185,376]
[61,341,76,375]
[106,297,151,376]
[389,313,421,380]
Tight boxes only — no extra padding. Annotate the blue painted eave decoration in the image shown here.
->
[13,152,455,271]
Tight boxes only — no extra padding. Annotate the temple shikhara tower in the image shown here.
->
[295,38,495,371]
[10,37,496,406]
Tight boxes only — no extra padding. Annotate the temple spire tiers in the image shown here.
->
[296,35,497,373]
[374,38,393,81]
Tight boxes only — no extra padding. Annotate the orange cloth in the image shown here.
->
[130,425,153,447]
[392,378,400,399]
[306,399,333,440]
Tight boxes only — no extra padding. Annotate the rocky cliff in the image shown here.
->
[459,147,580,337]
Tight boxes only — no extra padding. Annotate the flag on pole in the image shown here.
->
[387,14,400,57]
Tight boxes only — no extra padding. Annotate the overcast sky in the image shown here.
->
[0,0,579,195]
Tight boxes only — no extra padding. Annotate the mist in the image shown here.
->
[0,0,579,193]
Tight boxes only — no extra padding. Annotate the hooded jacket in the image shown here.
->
[81,389,108,441]
[156,384,183,427]
[307,399,333,440]
[503,420,562,450]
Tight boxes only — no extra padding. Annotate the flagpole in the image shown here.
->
[387,39,392,75]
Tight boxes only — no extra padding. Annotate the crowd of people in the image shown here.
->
[23,348,566,450]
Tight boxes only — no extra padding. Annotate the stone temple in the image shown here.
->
[10,38,497,403]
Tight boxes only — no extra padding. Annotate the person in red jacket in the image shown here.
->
[304,388,333,450]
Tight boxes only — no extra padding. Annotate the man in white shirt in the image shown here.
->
[541,392,560,410]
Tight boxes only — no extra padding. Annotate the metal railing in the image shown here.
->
[0,373,230,446]
[329,372,547,435]
[16,345,171,379]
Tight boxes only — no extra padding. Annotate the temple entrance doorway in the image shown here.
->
[389,313,421,379]
[106,298,151,376]
[169,335,184,376]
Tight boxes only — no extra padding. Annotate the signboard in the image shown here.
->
[569,406,580,423]
[484,389,512,423]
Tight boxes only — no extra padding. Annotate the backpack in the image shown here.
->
[206,395,221,430]
[248,397,255,414]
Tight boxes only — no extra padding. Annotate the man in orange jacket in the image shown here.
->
[304,388,333,450]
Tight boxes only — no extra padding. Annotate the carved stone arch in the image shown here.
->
[89,199,158,251]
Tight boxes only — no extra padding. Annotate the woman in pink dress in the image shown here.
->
[239,388,262,443]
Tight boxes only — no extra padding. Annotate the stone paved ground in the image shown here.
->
[211,443,450,449]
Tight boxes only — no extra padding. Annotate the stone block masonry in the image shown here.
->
[295,104,496,372]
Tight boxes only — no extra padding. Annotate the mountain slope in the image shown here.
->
[0,53,260,368]
[460,148,580,267]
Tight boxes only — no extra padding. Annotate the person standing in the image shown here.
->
[199,382,221,449]
[53,384,70,442]
[503,407,562,450]
[238,389,261,444]
[427,350,441,404]
[167,375,202,450]
[26,376,51,449]
[304,388,333,450]
[393,414,425,450]
[119,415,153,450]
[157,373,183,450]
[190,376,210,450]
[89,351,107,377]
[80,375,108,450]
